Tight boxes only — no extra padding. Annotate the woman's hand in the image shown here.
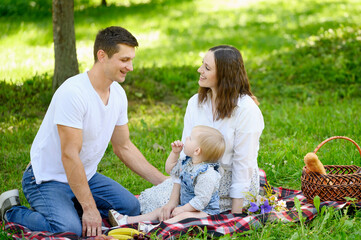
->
[231,198,244,214]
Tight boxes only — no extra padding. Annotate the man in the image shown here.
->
[0,26,167,237]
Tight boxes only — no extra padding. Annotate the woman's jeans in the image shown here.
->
[6,165,140,236]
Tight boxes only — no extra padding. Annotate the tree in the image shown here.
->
[101,0,107,6]
[52,0,79,90]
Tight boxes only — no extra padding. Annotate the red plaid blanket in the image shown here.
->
[2,169,359,239]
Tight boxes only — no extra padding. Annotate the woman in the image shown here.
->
[138,45,264,214]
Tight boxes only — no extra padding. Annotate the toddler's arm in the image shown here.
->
[159,183,180,221]
[165,140,183,174]
[171,203,197,216]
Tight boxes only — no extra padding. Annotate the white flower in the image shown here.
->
[258,196,267,204]
[243,183,288,214]
[277,200,287,208]
[269,194,278,203]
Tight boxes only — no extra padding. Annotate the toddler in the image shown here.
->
[108,125,226,226]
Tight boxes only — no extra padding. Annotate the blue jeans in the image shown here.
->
[6,165,140,236]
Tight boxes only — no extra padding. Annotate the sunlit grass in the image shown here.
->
[1,0,361,238]
[1,0,360,190]
[1,0,361,81]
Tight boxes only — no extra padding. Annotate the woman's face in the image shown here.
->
[197,51,218,90]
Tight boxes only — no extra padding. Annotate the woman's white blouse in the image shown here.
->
[180,94,264,199]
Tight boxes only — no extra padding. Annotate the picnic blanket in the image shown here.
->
[3,169,360,239]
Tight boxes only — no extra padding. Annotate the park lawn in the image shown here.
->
[1,0,361,239]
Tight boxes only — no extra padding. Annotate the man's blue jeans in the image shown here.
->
[6,165,140,236]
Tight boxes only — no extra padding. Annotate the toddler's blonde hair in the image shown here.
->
[193,125,226,163]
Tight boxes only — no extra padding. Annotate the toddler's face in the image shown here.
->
[184,128,201,157]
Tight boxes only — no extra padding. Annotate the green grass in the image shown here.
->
[1,0,361,238]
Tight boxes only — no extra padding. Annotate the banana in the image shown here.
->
[108,234,132,240]
[108,228,140,237]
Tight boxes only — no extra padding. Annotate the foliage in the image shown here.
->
[1,0,361,239]
[221,205,361,240]
[0,74,53,120]
[251,25,361,102]
[0,0,52,17]
[0,221,14,239]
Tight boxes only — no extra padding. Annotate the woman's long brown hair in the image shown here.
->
[198,45,257,120]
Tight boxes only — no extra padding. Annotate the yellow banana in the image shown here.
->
[108,228,140,237]
[107,234,132,240]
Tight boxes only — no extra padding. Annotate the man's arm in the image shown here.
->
[111,124,167,185]
[57,125,102,237]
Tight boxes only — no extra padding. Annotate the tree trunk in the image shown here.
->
[52,0,79,90]
[101,0,107,6]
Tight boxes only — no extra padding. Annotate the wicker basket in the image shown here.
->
[301,136,361,203]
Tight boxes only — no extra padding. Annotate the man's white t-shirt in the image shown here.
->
[30,72,128,184]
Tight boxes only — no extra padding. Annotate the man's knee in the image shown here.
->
[52,220,82,236]
[126,198,140,216]
[112,196,140,216]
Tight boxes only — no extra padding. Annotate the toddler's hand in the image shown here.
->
[171,206,186,217]
[159,202,177,221]
[171,140,184,154]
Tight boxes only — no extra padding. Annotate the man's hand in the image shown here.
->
[171,140,184,154]
[82,208,102,237]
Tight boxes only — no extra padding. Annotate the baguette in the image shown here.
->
[304,152,326,175]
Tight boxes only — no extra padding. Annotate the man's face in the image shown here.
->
[103,44,135,83]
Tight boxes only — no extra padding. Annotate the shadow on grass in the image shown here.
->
[0,0,195,44]
[1,0,359,61]
[1,22,360,122]
[0,73,53,121]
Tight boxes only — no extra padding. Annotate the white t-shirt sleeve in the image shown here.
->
[53,86,86,129]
